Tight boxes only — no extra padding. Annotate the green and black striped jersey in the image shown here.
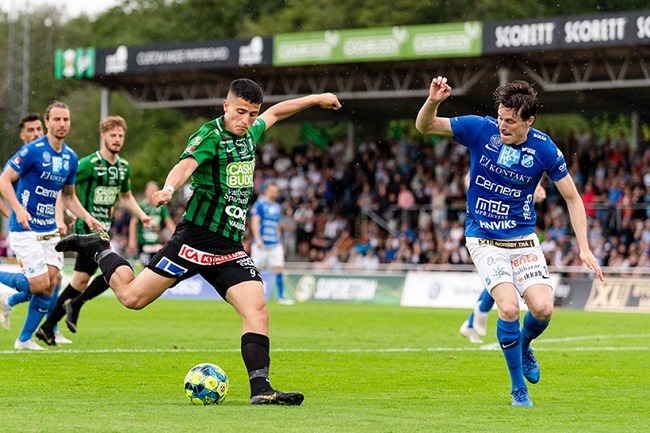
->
[180,116,266,242]
[74,151,131,234]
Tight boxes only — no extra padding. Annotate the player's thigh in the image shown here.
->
[225,280,268,331]
[522,283,554,320]
[465,237,513,291]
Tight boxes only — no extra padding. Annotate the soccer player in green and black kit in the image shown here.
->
[57,78,341,405]
[127,180,176,266]
[36,116,151,345]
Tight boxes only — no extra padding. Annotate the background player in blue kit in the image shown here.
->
[0,101,103,350]
[416,76,603,406]
[250,182,292,304]
[1,113,71,343]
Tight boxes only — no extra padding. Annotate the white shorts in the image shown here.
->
[465,233,552,297]
[251,243,284,270]
[9,230,64,278]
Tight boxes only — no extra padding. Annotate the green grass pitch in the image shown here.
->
[0,298,648,432]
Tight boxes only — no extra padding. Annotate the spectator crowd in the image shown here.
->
[1,126,648,276]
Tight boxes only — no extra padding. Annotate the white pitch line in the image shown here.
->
[0,342,649,355]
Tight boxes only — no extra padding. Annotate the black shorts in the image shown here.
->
[73,252,99,276]
[146,219,262,299]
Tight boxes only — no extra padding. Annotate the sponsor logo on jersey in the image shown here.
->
[478,219,517,230]
[226,160,255,188]
[476,197,510,216]
[521,154,534,168]
[475,175,522,197]
[225,205,247,220]
[485,134,503,153]
[497,145,520,168]
[93,186,120,205]
[179,245,246,265]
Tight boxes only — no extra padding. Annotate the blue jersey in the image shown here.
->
[451,115,568,239]
[7,136,78,233]
[250,197,281,247]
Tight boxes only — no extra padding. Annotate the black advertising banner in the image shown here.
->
[94,36,272,76]
[483,10,650,54]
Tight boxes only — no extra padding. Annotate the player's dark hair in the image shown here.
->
[493,80,538,120]
[44,100,70,120]
[229,78,264,105]
[19,113,41,129]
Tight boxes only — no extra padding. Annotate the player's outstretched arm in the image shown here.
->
[260,93,341,130]
[152,157,199,207]
[415,76,454,136]
[554,175,604,282]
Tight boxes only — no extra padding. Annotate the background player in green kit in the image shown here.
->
[127,180,177,266]
[57,78,341,405]
[36,116,151,345]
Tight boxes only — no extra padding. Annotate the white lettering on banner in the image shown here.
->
[178,245,245,265]
[105,46,128,74]
[495,22,555,48]
[136,47,230,66]
[564,17,627,44]
[637,16,650,39]
[313,278,377,301]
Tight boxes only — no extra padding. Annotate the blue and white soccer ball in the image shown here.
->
[184,363,229,405]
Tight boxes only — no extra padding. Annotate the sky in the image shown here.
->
[2,0,123,19]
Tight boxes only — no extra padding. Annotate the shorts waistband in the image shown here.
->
[478,238,535,249]
[36,231,60,241]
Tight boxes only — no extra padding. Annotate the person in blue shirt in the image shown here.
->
[0,101,103,350]
[0,113,73,344]
[460,179,548,344]
[250,182,292,304]
[416,76,603,407]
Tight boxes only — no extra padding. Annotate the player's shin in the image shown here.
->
[496,317,526,391]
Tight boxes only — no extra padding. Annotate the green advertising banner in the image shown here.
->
[274,22,482,66]
[283,271,405,304]
[54,47,95,79]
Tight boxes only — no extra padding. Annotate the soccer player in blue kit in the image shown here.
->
[0,101,103,350]
[250,182,292,304]
[416,76,604,406]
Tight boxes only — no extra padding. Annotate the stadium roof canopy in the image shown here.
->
[58,10,650,124]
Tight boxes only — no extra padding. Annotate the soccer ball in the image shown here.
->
[184,363,229,405]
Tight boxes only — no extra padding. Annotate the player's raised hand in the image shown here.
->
[428,76,452,104]
[580,250,604,282]
[316,93,341,110]
[152,189,172,207]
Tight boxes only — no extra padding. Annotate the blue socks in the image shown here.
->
[48,285,61,333]
[478,289,495,313]
[18,293,52,342]
[8,291,32,307]
[497,317,526,392]
[521,311,549,353]
[0,271,30,293]
[467,288,494,327]
[275,273,285,299]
